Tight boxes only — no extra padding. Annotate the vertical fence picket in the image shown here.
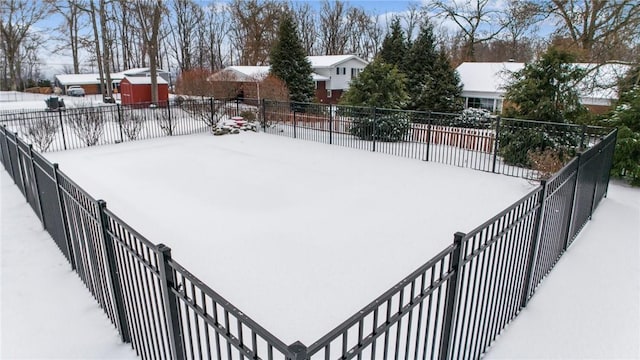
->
[53,163,76,270]
[492,116,501,173]
[28,144,46,228]
[564,153,582,251]
[439,232,465,360]
[97,200,131,343]
[158,244,186,360]
[520,182,546,307]
[58,109,67,150]
[116,104,124,143]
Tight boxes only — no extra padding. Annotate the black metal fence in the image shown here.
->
[0,98,256,152]
[0,97,616,360]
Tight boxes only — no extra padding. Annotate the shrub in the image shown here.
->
[67,107,104,146]
[528,148,570,180]
[349,111,410,142]
[24,116,59,151]
[121,113,144,140]
[154,109,174,135]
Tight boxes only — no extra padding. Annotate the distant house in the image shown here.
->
[120,76,169,105]
[307,55,368,103]
[207,55,368,103]
[54,67,171,96]
[456,62,631,114]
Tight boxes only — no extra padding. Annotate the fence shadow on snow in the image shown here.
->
[0,98,616,360]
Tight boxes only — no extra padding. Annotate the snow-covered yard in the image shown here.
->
[43,131,533,345]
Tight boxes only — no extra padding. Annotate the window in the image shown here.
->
[342,67,346,75]
[467,97,495,112]
[351,68,362,79]
[336,67,340,75]
[327,89,332,98]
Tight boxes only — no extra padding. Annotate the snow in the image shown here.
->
[0,125,637,357]
[484,180,640,359]
[0,171,137,359]
[307,55,365,68]
[43,132,533,345]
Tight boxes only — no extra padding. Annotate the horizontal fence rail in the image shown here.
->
[0,97,617,360]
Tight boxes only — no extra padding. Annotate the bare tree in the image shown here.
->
[289,1,318,55]
[500,0,545,60]
[319,0,350,55]
[228,0,283,65]
[133,0,164,104]
[168,0,203,72]
[546,0,640,61]
[202,4,231,70]
[50,0,85,73]
[430,0,509,61]
[0,0,51,90]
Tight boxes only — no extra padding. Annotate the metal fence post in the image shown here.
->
[53,163,76,270]
[425,111,432,161]
[439,232,466,360]
[2,126,16,180]
[328,104,333,145]
[588,148,604,218]
[563,154,582,250]
[167,99,174,135]
[14,133,26,193]
[58,109,67,150]
[579,125,588,149]
[97,200,131,344]
[293,109,297,139]
[28,144,46,229]
[288,341,308,360]
[372,107,377,152]
[116,104,124,143]
[520,181,547,307]
[158,244,186,360]
[236,98,240,116]
[491,116,501,173]
[209,97,215,127]
[262,99,267,132]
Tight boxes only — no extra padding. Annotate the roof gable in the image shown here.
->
[307,55,368,68]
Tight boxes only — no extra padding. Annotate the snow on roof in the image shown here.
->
[55,73,102,85]
[211,66,330,82]
[307,55,367,68]
[456,62,632,101]
[456,62,524,95]
[124,67,169,75]
[123,76,168,85]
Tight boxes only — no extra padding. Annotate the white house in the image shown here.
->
[307,55,368,102]
[208,55,368,103]
[456,62,631,113]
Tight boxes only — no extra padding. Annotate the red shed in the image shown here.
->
[120,76,169,105]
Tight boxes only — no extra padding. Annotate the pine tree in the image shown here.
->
[340,57,408,108]
[428,50,463,112]
[402,21,462,112]
[379,18,409,73]
[270,12,315,103]
[504,47,587,123]
[340,58,410,142]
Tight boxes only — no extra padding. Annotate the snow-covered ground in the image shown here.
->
[43,132,533,345]
[0,171,137,359]
[0,91,112,112]
[484,180,640,359]
[2,167,638,359]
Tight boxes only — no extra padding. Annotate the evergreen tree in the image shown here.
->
[428,50,463,112]
[270,12,315,103]
[341,58,410,142]
[403,21,463,112]
[379,18,409,73]
[340,57,408,108]
[604,83,640,185]
[504,47,587,123]
[404,21,438,110]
